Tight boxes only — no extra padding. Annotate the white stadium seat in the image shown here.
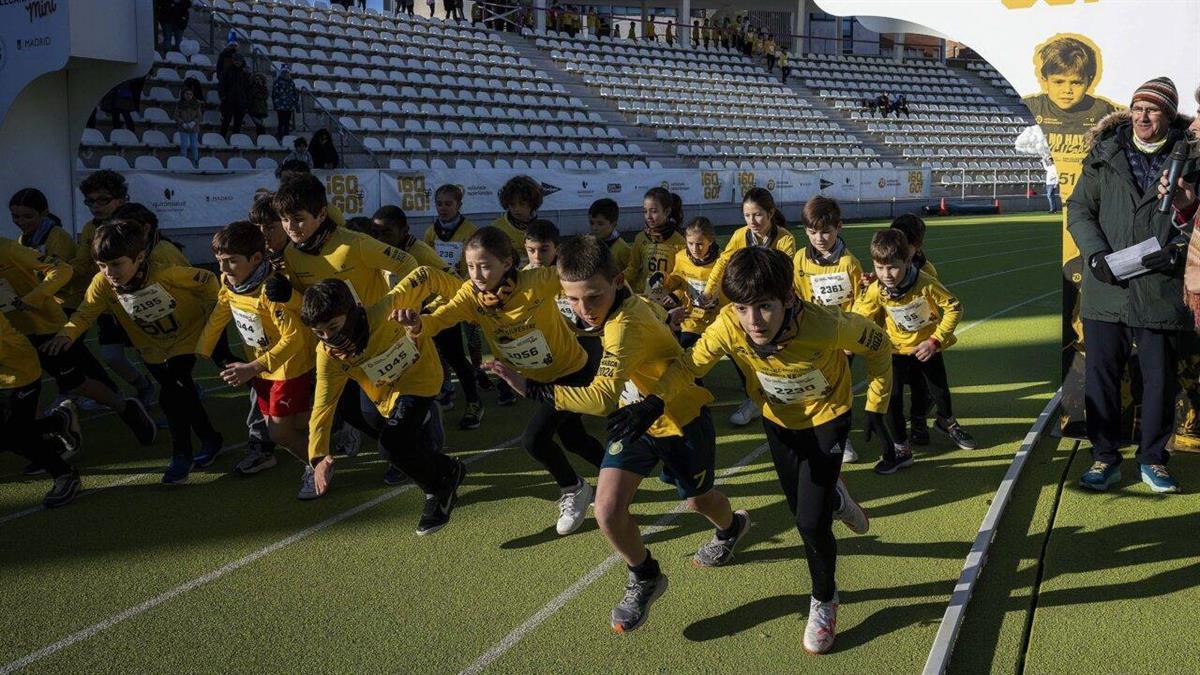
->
[166,155,195,170]
[134,155,165,170]
[197,156,225,171]
[227,157,254,170]
[255,157,279,170]
[98,155,130,170]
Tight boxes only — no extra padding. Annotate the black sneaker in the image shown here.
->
[934,417,977,450]
[193,433,225,468]
[416,458,466,536]
[118,398,157,446]
[383,464,408,486]
[43,471,82,508]
[459,402,484,430]
[497,384,517,407]
[475,367,494,391]
[909,417,930,446]
[611,572,669,633]
[693,510,752,567]
[51,400,83,460]
[873,445,915,475]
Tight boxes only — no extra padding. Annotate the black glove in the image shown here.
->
[1140,245,1181,274]
[264,273,293,302]
[863,411,894,458]
[1088,252,1123,286]
[525,381,556,405]
[606,395,665,445]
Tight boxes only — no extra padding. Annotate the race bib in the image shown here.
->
[231,306,269,349]
[886,297,935,333]
[757,369,832,404]
[496,329,554,368]
[619,379,644,406]
[359,336,420,386]
[434,240,463,267]
[116,283,176,323]
[556,294,575,322]
[810,271,852,307]
[0,278,17,313]
[685,277,706,304]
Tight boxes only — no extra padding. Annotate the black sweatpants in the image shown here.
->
[890,353,953,446]
[523,337,605,488]
[1083,318,1178,466]
[1,380,74,477]
[763,413,850,603]
[378,395,456,493]
[145,355,221,461]
[434,322,479,404]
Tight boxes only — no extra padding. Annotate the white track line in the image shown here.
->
[0,442,248,526]
[459,283,1057,672]
[949,261,1057,286]
[459,442,772,675]
[922,389,1063,675]
[0,435,523,675]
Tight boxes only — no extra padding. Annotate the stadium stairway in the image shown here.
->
[948,61,1028,113]
[495,30,687,169]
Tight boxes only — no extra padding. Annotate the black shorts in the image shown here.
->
[27,333,92,391]
[601,407,716,498]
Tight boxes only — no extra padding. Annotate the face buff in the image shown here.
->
[320,305,369,360]
[644,218,678,243]
[806,237,846,266]
[114,257,151,295]
[746,301,802,358]
[294,219,337,255]
[882,264,919,300]
[229,259,272,295]
[434,214,464,240]
[573,285,632,335]
[474,266,519,310]
[687,241,720,267]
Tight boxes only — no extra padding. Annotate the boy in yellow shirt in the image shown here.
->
[490,175,543,253]
[197,221,317,492]
[588,198,632,273]
[653,244,886,655]
[622,187,686,299]
[794,196,863,313]
[9,188,86,308]
[483,235,748,634]
[1,312,84,508]
[301,275,465,533]
[853,230,975,474]
[46,221,223,485]
[889,214,940,445]
[399,227,605,535]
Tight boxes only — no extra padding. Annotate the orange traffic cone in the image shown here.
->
[938,197,948,216]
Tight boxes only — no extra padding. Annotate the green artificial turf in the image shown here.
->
[0,213,1063,673]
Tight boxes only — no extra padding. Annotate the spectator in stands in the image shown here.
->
[425,0,435,18]
[721,18,732,49]
[665,21,674,46]
[691,20,701,49]
[396,0,414,15]
[863,96,877,115]
[891,93,910,117]
[587,8,599,37]
[779,49,791,84]
[1067,77,1198,495]
[90,80,138,133]
[701,17,711,49]
[644,16,656,43]
[157,0,191,54]
[272,64,298,142]
[875,92,891,117]
[309,129,340,170]
[627,21,636,40]
[1043,159,1060,213]
[215,38,239,84]
[283,138,313,168]
[218,52,251,138]
[247,73,270,138]
[764,35,778,72]
[174,86,202,165]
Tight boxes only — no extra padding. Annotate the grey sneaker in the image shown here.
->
[803,593,839,654]
[841,438,858,464]
[332,425,362,457]
[297,465,329,501]
[235,449,278,475]
[935,416,977,450]
[692,510,751,568]
[43,471,82,509]
[833,479,869,534]
[51,400,82,460]
[611,571,669,634]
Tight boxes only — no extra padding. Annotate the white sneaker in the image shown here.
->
[841,439,858,463]
[803,594,839,655]
[729,399,760,427]
[555,480,593,535]
[297,465,329,500]
[833,478,869,534]
[332,425,362,458]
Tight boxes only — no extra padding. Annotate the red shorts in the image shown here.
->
[251,372,314,417]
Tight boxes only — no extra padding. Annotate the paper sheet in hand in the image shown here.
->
[1104,238,1161,281]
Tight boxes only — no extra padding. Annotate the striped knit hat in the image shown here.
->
[1131,77,1178,119]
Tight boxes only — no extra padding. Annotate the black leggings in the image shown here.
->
[29,333,115,393]
[1,380,73,477]
[523,338,605,488]
[763,413,849,603]
[145,355,221,460]
[378,395,456,493]
[890,353,953,444]
[434,323,479,404]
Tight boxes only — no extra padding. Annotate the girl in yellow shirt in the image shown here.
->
[664,217,721,347]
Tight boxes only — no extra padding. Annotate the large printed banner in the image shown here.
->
[815,0,1200,437]
[74,166,931,231]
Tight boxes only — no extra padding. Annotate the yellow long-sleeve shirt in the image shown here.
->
[419,266,588,383]
[423,218,479,277]
[664,248,719,335]
[917,257,939,280]
[0,236,72,335]
[489,213,531,252]
[661,302,892,429]
[604,234,633,274]
[283,226,417,306]
[20,225,86,308]
[554,291,712,438]
[622,230,687,295]
[794,246,864,312]
[0,312,41,389]
[195,276,316,380]
[61,263,218,364]
[852,271,962,355]
[703,225,798,298]
[307,272,446,461]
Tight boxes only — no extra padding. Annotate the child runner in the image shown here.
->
[622,187,687,302]
[663,217,721,348]
[588,198,632,273]
[482,235,749,634]
[853,229,975,474]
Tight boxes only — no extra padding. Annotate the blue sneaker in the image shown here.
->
[1079,461,1121,491]
[162,457,191,484]
[1140,464,1180,494]
[193,434,225,469]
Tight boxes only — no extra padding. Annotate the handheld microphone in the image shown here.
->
[1158,140,1190,215]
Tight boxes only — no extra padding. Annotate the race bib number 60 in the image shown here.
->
[117,283,176,323]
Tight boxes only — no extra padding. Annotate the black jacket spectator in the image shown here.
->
[309,129,340,169]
